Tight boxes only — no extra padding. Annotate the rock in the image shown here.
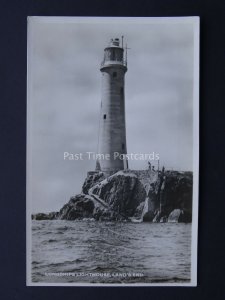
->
[152,210,161,223]
[142,211,155,222]
[90,171,146,217]
[32,212,58,220]
[82,172,105,194]
[160,216,168,223]
[168,209,183,222]
[58,194,95,220]
[144,171,193,223]
[159,173,193,217]
[32,170,193,223]
[179,210,192,223]
[32,213,50,220]
[168,209,191,223]
[48,212,59,219]
[55,192,126,221]
[133,202,145,218]
[93,206,125,221]
[92,206,106,221]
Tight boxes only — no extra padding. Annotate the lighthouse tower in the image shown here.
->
[97,38,128,173]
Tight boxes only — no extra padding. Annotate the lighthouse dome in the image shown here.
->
[110,38,120,47]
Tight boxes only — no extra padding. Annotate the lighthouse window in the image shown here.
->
[120,87,124,95]
[122,143,125,150]
[113,72,117,78]
[103,114,106,119]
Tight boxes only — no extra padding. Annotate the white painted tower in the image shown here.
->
[97,38,128,172]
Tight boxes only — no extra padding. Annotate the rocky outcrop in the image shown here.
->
[142,211,155,222]
[90,171,146,217]
[57,193,126,221]
[58,194,95,220]
[32,212,59,220]
[131,170,193,223]
[159,172,193,216]
[82,172,105,194]
[32,170,193,223]
[168,209,192,223]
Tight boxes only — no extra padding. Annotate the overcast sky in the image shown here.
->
[27,17,198,213]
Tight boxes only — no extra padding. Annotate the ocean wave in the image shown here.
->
[31,221,191,284]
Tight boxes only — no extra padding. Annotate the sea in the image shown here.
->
[31,220,191,284]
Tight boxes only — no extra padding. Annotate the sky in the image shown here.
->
[27,17,198,213]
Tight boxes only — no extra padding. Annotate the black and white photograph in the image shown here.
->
[26,17,199,286]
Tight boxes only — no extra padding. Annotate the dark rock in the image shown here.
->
[93,206,106,221]
[32,212,58,220]
[168,209,183,222]
[133,202,145,218]
[58,194,95,220]
[168,209,191,223]
[48,212,59,220]
[179,210,192,223]
[152,210,161,223]
[145,171,193,223]
[91,171,146,217]
[82,172,105,194]
[32,170,193,223]
[92,207,120,221]
[32,213,50,220]
[160,216,168,223]
[143,211,155,222]
[159,172,193,217]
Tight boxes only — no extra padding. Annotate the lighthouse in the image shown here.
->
[97,38,128,173]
